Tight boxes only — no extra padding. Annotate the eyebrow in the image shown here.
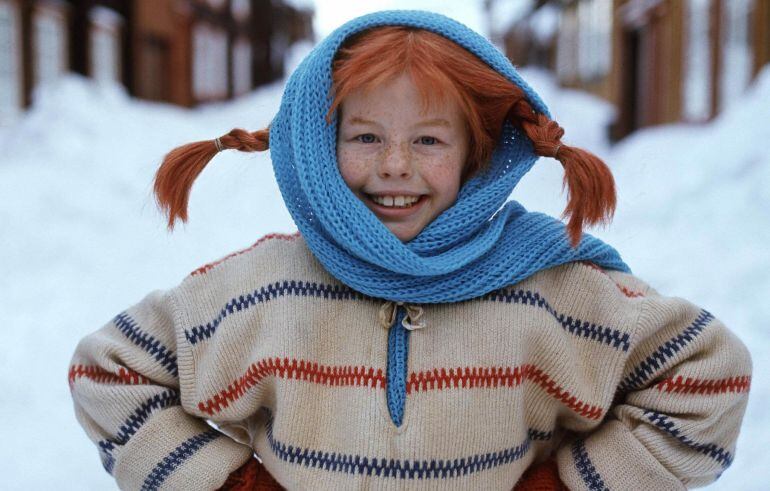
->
[347,116,451,128]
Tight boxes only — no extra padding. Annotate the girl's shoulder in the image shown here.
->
[188,231,305,277]
[518,260,652,304]
[486,260,654,334]
[174,231,342,300]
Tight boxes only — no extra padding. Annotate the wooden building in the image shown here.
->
[499,0,770,141]
[0,0,313,126]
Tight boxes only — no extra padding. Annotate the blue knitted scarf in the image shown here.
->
[269,10,630,303]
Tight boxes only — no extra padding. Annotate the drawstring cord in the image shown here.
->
[378,300,426,331]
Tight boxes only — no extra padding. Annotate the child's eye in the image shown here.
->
[355,134,378,144]
[418,136,438,145]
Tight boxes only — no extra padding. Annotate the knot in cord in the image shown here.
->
[378,301,426,331]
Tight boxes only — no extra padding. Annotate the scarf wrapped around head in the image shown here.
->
[269,9,630,303]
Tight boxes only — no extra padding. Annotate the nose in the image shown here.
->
[377,142,413,179]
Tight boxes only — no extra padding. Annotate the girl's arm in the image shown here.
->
[554,286,752,490]
[67,288,253,490]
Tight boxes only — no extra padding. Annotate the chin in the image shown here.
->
[390,227,420,242]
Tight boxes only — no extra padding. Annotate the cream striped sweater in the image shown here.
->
[68,232,752,490]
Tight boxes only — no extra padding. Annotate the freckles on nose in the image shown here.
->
[381,142,411,162]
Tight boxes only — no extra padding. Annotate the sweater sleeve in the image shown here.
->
[555,286,752,490]
[67,288,253,491]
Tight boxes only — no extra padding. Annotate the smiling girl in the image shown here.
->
[68,11,751,491]
[336,72,469,242]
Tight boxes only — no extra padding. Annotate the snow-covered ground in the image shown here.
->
[1,45,767,490]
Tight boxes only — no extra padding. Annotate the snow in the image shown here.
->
[1,44,768,491]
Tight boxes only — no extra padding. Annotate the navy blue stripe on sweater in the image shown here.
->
[184,280,368,345]
[96,389,181,475]
[481,289,631,351]
[98,442,116,475]
[140,428,222,491]
[617,309,714,393]
[183,281,629,352]
[643,410,733,468]
[113,312,178,377]
[571,439,610,491]
[261,408,549,480]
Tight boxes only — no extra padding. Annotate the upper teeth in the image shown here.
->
[371,195,420,207]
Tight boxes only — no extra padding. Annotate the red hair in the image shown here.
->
[154,26,616,247]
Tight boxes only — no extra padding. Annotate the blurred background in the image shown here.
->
[0,0,768,489]
[2,0,768,129]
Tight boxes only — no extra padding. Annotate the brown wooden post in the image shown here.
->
[20,0,32,107]
[752,0,770,77]
[709,0,722,119]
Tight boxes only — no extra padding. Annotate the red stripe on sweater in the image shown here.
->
[654,375,751,395]
[190,231,301,276]
[68,364,152,388]
[581,261,645,298]
[197,359,603,420]
[407,364,604,420]
[197,357,387,415]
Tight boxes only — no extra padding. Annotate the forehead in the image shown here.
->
[339,73,463,122]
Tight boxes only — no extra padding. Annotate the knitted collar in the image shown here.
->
[269,10,630,303]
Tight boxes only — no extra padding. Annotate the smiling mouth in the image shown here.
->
[364,193,428,216]
[364,193,426,209]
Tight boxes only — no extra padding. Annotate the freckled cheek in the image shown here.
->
[337,149,376,189]
[419,159,463,198]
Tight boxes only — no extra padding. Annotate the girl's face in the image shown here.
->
[336,73,470,242]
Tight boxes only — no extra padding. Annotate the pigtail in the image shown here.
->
[508,99,617,248]
[153,127,270,230]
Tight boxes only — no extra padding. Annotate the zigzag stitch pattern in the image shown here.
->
[184,280,369,345]
[618,309,714,393]
[68,364,151,388]
[643,410,734,468]
[261,408,533,479]
[190,232,301,276]
[196,358,603,420]
[140,429,222,490]
[184,281,629,351]
[96,389,180,475]
[198,358,386,415]
[571,439,610,491]
[654,375,751,395]
[407,365,604,420]
[580,261,645,298]
[113,312,178,377]
[480,288,631,351]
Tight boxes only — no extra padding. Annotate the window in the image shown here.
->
[577,0,612,82]
[231,0,250,21]
[682,0,712,122]
[193,23,228,100]
[233,37,252,96]
[32,2,69,90]
[89,6,123,86]
[556,7,579,83]
[720,0,754,110]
